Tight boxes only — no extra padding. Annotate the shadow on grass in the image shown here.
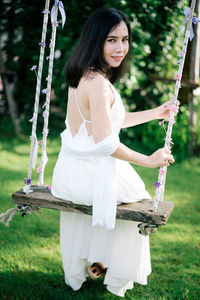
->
[0,138,27,153]
[0,215,60,251]
[0,166,25,181]
[0,270,112,300]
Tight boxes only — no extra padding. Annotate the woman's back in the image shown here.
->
[66,73,124,139]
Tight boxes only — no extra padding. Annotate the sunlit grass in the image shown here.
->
[0,137,199,300]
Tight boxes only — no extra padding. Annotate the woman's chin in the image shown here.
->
[109,62,122,68]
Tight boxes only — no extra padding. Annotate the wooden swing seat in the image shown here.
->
[12,186,174,225]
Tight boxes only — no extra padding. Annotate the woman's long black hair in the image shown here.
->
[65,7,132,87]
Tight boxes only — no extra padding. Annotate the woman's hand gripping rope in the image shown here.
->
[148,147,174,168]
[156,100,180,120]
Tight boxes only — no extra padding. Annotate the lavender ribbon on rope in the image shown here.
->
[51,0,66,28]
[179,7,200,41]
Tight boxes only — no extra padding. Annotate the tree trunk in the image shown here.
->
[0,49,23,138]
[188,0,200,156]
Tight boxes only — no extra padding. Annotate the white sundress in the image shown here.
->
[51,80,152,297]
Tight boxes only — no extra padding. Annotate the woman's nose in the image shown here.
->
[115,41,124,52]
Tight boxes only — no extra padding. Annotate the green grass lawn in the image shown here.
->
[0,137,199,300]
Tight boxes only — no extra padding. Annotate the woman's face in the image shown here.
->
[103,21,129,68]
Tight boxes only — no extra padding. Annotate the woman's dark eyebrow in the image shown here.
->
[107,35,129,39]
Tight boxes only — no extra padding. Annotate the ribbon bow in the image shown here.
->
[51,0,66,28]
[179,7,200,41]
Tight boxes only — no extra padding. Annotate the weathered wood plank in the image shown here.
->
[12,186,174,225]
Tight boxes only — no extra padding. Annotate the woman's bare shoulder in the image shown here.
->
[81,70,109,91]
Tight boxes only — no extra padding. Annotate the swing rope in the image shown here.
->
[24,0,66,193]
[153,0,199,211]
[26,0,50,191]
[39,3,59,186]
[0,205,41,227]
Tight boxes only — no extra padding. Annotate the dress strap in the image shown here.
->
[75,89,90,123]
[68,88,75,100]
[108,81,115,94]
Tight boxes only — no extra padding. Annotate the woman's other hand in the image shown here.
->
[155,100,180,120]
[147,147,175,168]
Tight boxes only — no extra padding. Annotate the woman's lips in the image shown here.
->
[111,56,123,61]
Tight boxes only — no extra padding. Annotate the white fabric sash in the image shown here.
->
[61,130,120,230]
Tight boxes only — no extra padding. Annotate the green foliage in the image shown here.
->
[0,138,199,299]
[1,0,199,160]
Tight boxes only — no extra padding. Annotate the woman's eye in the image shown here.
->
[107,37,129,43]
[122,37,129,42]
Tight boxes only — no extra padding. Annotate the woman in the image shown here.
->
[51,7,176,297]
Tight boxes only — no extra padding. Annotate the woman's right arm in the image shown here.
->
[112,143,174,168]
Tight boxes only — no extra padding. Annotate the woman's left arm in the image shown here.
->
[121,101,179,129]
